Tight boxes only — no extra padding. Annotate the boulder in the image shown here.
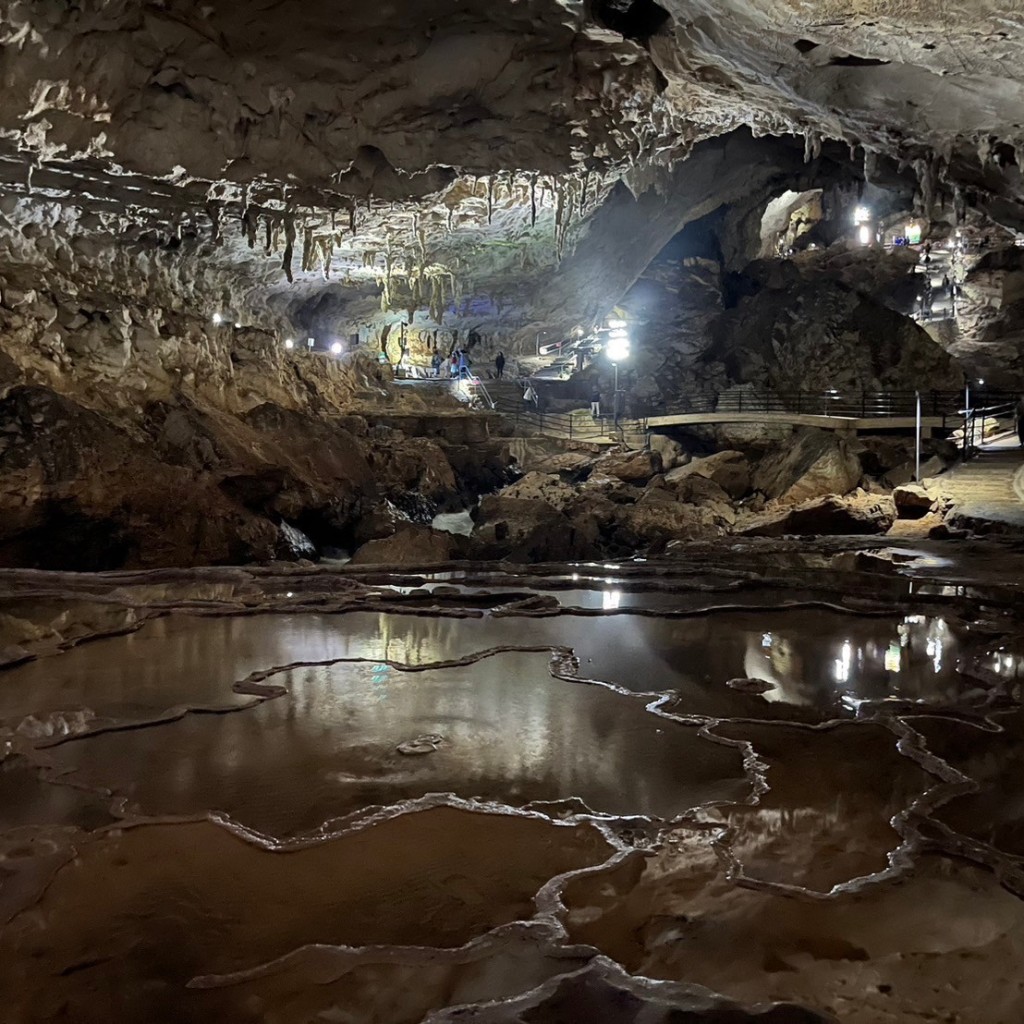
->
[470,496,595,562]
[497,471,576,512]
[610,502,724,551]
[532,451,595,481]
[636,486,680,508]
[594,448,663,484]
[578,472,642,505]
[647,434,688,472]
[737,494,896,537]
[352,500,410,545]
[670,474,733,507]
[350,525,453,565]
[855,436,913,478]
[892,484,935,520]
[753,429,862,504]
[277,521,317,560]
[665,450,750,499]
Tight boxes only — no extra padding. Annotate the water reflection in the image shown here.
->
[46,652,750,836]
[745,613,969,708]
[0,607,990,736]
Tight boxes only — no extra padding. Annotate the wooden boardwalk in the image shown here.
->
[934,435,1024,526]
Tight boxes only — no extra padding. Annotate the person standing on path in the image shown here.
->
[495,352,506,378]
[590,386,601,419]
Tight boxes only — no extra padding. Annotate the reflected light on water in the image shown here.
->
[603,590,622,611]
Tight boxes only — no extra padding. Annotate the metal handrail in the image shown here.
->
[961,401,1017,461]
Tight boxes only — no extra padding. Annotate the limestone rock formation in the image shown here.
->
[594,449,663,484]
[666,451,751,500]
[350,525,455,566]
[0,378,469,569]
[738,494,897,538]
[753,430,863,505]
[893,483,937,520]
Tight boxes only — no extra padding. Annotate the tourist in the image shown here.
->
[495,352,506,378]
[431,351,442,377]
[449,352,459,378]
[590,386,601,419]
[1016,395,1024,447]
[458,350,471,378]
[523,381,538,409]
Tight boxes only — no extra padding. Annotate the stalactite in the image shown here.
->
[349,203,356,234]
[487,176,494,225]
[553,179,566,259]
[530,175,538,227]
[206,202,222,246]
[263,216,273,255]
[281,216,296,282]
[242,204,259,249]
[579,171,589,216]
[318,237,333,280]
[301,227,314,272]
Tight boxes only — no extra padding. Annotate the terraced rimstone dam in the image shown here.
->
[8,1,1024,1021]
[0,543,1022,1023]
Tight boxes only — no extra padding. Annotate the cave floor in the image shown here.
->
[2,539,1024,1022]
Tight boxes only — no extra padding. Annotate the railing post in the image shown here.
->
[861,391,866,417]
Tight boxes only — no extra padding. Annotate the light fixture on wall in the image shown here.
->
[284,338,294,350]
[330,341,343,355]
[212,312,222,325]
[853,205,871,225]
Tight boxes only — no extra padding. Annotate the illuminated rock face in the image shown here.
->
[1,0,1023,358]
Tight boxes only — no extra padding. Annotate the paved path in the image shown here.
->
[934,434,1024,525]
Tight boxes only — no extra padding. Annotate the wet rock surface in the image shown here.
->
[1,539,1024,1021]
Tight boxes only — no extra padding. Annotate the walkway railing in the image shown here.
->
[479,382,1019,455]
[962,399,1018,461]
[639,388,968,421]
[491,395,647,444]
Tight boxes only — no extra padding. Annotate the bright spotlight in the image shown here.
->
[858,224,871,245]
[607,318,627,329]
[330,341,343,355]
[212,312,222,325]
[234,321,242,328]
[606,333,630,363]
[284,338,294,350]
[853,205,870,224]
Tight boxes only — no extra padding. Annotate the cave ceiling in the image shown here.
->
[1,0,1023,341]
